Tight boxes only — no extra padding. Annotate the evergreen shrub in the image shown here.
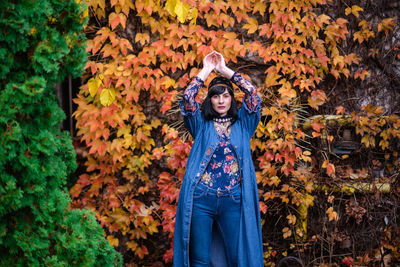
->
[0,1,122,265]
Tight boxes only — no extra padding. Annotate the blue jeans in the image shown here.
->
[190,183,242,267]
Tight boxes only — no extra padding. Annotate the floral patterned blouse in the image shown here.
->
[182,72,259,191]
[199,132,241,190]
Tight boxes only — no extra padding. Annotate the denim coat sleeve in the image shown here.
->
[178,101,204,139]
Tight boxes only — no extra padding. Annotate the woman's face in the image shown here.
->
[211,88,232,117]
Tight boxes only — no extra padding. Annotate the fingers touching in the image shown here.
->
[203,51,226,71]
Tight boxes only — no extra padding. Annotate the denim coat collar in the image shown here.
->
[173,97,263,267]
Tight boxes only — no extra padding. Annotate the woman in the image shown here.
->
[173,51,263,267]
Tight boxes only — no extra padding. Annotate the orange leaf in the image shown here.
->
[109,12,127,29]
[335,106,346,115]
[326,207,338,221]
[282,227,292,239]
[378,18,395,35]
[259,201,268,213]
[135,32,150,46]
[109,12,120,30]
[135,245,149,259]
[311,122,324,132]
[308,90,327,110]
[345,5,363,18]
[322,160,335,176]
[278,84,297,98]
[354,69,370,80]
[107,235,119,247]
[312,132,322,138]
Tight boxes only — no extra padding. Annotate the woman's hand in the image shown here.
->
[203,52,216,71]
[213,51,234,79]
[213,51,226,72]
[196,52,216,81]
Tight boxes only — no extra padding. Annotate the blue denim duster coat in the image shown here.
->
[173,96,264,267]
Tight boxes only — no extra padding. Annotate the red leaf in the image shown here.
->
[311,122,324,132]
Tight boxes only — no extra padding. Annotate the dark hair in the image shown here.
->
[201,76,238,121]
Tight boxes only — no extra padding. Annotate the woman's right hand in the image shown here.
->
[203,52,216,71]
[196,52,216,81]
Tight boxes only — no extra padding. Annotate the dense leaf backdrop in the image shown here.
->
[71,0,400,265]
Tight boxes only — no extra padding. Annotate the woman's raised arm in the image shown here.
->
[182,52,216,113]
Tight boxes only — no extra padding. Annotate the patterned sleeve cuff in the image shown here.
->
[179,76,204,116]
[230,72,257,95]
[242,95,262,114]
[179,100,200,116]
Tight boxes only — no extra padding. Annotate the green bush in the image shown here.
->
[0,1,122,265]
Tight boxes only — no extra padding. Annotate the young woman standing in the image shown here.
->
[173,51,263,267]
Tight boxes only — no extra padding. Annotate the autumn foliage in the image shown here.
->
[72,0,399,265]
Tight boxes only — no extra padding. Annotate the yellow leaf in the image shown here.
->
[161,76,176,88]
[378,18,395,35]
[243,17,258,34]
[126,240,138,251]
[287,214,296,225]
[107,235,119,247]
[100,88,116,106]
[175,1,190,23]
[87,77,102,97]
[304,194,314,207]
[379,139,389,150]
[361,135,370,147]
[317,14,331,25]
[223,32,237,39]
[188,8,198,25]
[326,207,338,221]
[278,85,297,98]
[165,0,177,16]
[151,119,162,128]
[265,73,281,87]
[268,176,281,186]
[253,1,266,16]
[147,221,159,234]
[135,33,150,45]
[305,182,313,193]
[282,227,292,239]
[345,5,363,18]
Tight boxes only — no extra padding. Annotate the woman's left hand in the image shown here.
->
[213,51,226,73]
[213,51,234,79]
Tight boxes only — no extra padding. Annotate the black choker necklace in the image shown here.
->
[213,116,232,123]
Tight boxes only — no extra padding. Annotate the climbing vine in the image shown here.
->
[72,0,399,265]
